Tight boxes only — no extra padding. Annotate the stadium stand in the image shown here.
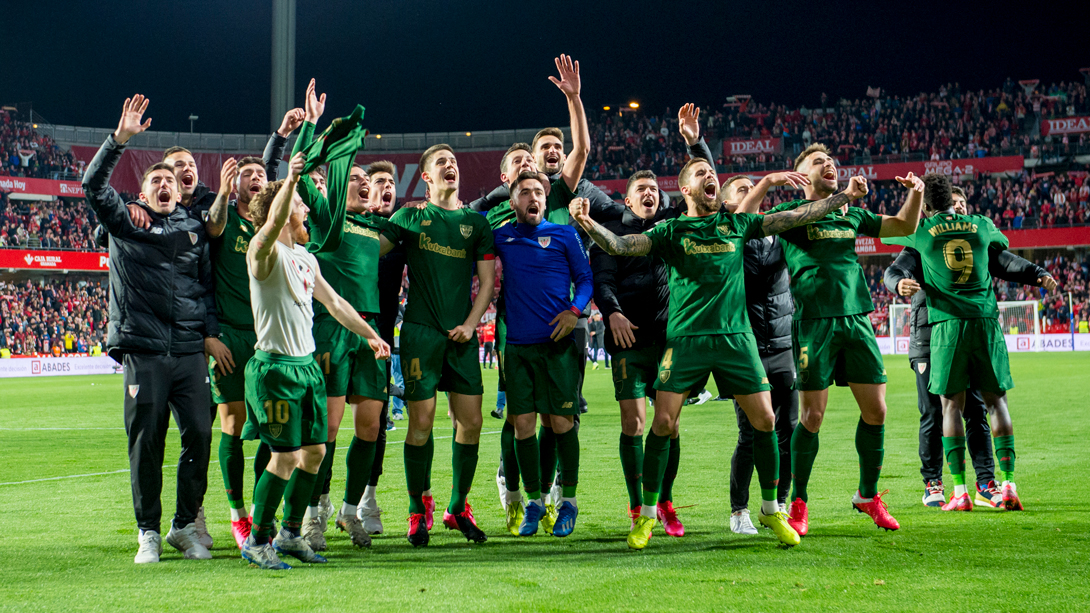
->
[0,109,81,179]
[0,278,108,356]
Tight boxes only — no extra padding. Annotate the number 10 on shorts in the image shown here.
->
[263,399,290,424]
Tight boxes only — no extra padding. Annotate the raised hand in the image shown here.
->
[548,54,581,98]
[678,103,701,145]
[766,171,811,189]
[278,108,306,136]
[845,176,869,200]
[304,78,326,123]
[568,197,591,226]
[219,158,238,196]
[894,172,924,193]
[286,152,306,182]
[114,95,152,145]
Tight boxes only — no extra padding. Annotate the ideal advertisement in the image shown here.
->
[1041,116,1090,136]
[723,138,782,157]
[0,356,123,378]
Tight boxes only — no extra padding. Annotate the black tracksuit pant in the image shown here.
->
[123,353,212,533]
[913,358,995,487]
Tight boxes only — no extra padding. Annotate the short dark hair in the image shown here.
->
[951,185,967,200]
[368,160,395,178]
[501,143,532,175]
[162,146,192,161]
[141,162,175,189]
[720,174,752,202]
[309,166,327,179]
[794,143,833,171]
[419,144,454,174]
[626,169,657,195]
[250,179,285,228]
[678,157,713,188]
[237,156,264,172]
[532,128,564,153]
[512,171,545,196]
[923,173,953,213]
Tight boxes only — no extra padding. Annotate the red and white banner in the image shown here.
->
[1041,116,1090,136]
[0,356,123,378]
[0,176,84,198]
[0,249,109,271]
[723,137,782,157]
[879,333,1090,354]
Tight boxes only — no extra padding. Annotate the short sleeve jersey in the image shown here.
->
[644,213,764,339]
[389,203,495,331]
[212,204,255,329]
[314,213,397,316]
[769,200,883,320]
[887,213,1008,323]
[484,178,576,230]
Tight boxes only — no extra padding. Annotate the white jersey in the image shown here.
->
[250,241,319,357]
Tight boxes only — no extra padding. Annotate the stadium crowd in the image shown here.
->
[0,194,101,250]
[0,109,81,179]
[0,278,108,356]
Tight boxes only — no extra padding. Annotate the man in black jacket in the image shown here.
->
[883,187,1056,508]
[84,95,219,564]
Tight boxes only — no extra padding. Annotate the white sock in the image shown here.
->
[308,505,321,518]
[640,504,657,519]
[341,502,357,517]
[760,499,779,515]
[854,491,873,503]
[230,507,247,522]
[504,490,522,505]
[561,496,577,508]
[529,497,544,508]
[422,489,432,498]
[361,485,377,508]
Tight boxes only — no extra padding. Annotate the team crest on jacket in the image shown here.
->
[537,237,551,248]
[128,385,140,398]
[459,224,473,238]
[268,424,283,438]
[917,362,927,374]
[188,232,198,245]
[201,210,209,222]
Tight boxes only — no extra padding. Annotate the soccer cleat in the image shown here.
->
[553,501,578,537]
[166,522,212,559]
[852,490,900,531]
[519,501,544,536]
[386,419,396,432]
[627,515,655,550]
[491,407,504,419]
[318,494,335,532]
[134,530,162,564]
[758,510,801,547]
[692,390,715,405]
[302,508,327,551]
[730,509,758,535]
[423,494,436,531]
[941,492,972,512]
[231,517,253,549]
[657,501,684,537]
[194,506,213,549]
[972,481,1003,509]
[407,513,429,547]
[336,510,372,548]
[506,500,526,536]
[447,506,488,543]
[359,503,384,535]
[241,535,291,570]
[496,466,507,512]
[629,507,640,530]
[392,408,405,420]
[273,529,328,563]
[922,479,945,507]
[787,498,809,537]
[1001,482,1023,511]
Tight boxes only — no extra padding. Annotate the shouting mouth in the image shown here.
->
[444,170,457,182]
[382,191,393,205]
[703,183,716,198]
[823,170,836,181]
[181,173,195,189]
[157,189,172,204]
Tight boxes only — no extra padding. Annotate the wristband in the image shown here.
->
[569,306,582,316]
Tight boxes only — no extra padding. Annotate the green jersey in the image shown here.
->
[484,177,576,229]
[769,200,883,320]
[644,212,764,339]
[886,213,1008,323]
[212,204,255,329]
[389,203,495,332]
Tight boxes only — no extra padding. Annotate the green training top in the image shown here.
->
[484,177,576,230]
[212,204,255,329]
[769,199,883,320]
[644,212,764,339]
[884,213,1008,323]
[389,203,495,332]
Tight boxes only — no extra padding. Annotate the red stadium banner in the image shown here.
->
[1041,116,1090,136]
[0,249,109,271]
[0,176,84,198]
[723,137,782,157]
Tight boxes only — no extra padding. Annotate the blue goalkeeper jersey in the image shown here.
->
[493,219,594,345]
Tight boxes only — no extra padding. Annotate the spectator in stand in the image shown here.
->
[0,278,108,356]
[0,109,79,179]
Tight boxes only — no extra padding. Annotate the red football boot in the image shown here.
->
[423,494,436,530]
[231,516,252,549]
[657,501,685,537]
[787,498,809,536]
[1001,482,1024,511]
[407,513,429,547]
[940,492,972,512]
[852,490,901,531]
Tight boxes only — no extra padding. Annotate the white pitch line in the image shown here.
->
[0,428,503,486]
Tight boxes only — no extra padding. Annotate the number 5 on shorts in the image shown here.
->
[799,346,809,370]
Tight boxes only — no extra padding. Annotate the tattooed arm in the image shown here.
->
[568,197,652,256]
[761,176,869,236]
[247,152,304,281]
[205,158,238,238]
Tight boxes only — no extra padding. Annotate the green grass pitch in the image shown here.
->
[1,353,1088,612]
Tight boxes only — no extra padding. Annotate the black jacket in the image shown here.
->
[376,237,407,345]
[83,135,218,361]
[741,235,794,355]
[883,247,1047,361]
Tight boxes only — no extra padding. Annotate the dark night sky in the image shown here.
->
[2,1,1085,136]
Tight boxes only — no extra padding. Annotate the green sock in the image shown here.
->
[310,441,336,506]
[283,468,318,536]
[539,426,557,491]
[942,435,967,486]
[993,434,1015,482]
[660,436,680,504]
[555,429,579,498]
[251,470,288,544]
[641,432,671,507]
[423,433,434,492]
[253,442,271,500]
[218,433,245,509]
[344,436,377,506]
[404,441,431,514]
[448,442,479,514]
[790,425,819,502]
[855,419,885,499]
[501,421,520,493]
[515,435,541,499]
[619,433,644,509]
[752,429,780,503]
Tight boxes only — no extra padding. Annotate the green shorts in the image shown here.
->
[929,318,1013,396]
[612,343,663,401]
[399,321,484,401]
[496,314,507,392]
[504,340,581,415]
[242,351,328,452]
[210,325,256,404]
[793,314,887,391]
[653,333,771,397]
[312,312,387,400]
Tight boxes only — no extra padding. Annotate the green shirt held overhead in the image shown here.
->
[644,212,764,339]
[770,200,883,320]
[212,205,256,329]
[389,204,495,332]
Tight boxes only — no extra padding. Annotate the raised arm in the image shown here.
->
[879,172,924,237]
[247,152,304,280]
[83,95,154,236]
[761,176,868,236]
[679,103,715,163]
[738,172,812,214]
[551,55,589,193]
[205,158,238,238]
[265,108,305,180]
[992,250,1057,290]
[569,197,651,256]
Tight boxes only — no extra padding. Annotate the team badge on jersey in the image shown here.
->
[659,370,670,383]
[128,385,140,398]
[459,224,473,238]
[717,224,731,235]
[188,232,199,245]
[268,424,283,438]
[537,237,551,249]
